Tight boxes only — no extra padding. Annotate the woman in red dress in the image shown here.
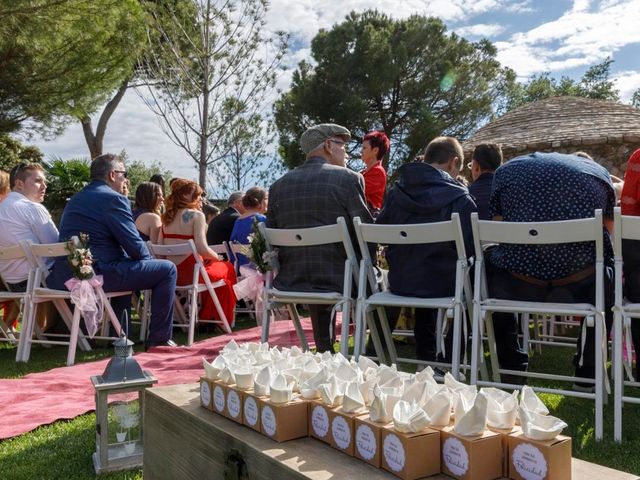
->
[160,179,237,326]
[360,131,389,217]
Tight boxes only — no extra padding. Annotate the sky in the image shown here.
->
[30,0,640,187]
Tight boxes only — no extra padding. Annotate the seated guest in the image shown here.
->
[621,148,640,376]
[133,182,163,243]
[160,179,237,324]
[47,154,177,349]
[360,131,389,216]
[468,143,503,220]
[229,187,268,268]
[377,136,477,363]
[206,191,245,245]
[202,200,220,224]
[488,151,615,388]
[149,173,166,195]
[0,164,58,330]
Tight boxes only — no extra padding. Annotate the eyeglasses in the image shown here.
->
[113,170,128,178]
[328,139,347,149]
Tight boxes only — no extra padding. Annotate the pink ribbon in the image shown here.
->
[64,275,104,338]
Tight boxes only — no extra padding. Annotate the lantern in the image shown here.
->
[91,334,157,474]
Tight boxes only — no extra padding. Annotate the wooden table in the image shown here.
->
[144,383,638,480]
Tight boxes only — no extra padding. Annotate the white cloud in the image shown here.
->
[456,23,506,37]
[503,0,535,13]
[613,70,640,102]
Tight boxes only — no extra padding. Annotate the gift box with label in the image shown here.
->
[380,425,441,480]
[257,395,308,442]
[440,426,502,480]
[308,399,339,444]
[354,415,392,468]
[225,385,244,424]
[489,426,521,478]
[242,390,262,433]
[199,377,214,411]
[508,431,572,480]
[211,380,228,417]
[327,406,367,456]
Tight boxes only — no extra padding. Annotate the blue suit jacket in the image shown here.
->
[48,180,151,289]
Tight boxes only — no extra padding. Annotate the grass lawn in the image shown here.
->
[1,318,639,478]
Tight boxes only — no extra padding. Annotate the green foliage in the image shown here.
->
[631,88,640,109]
[0,134,43,172]
[0,0,146,135]
[274,10,511,171]
[504,57,620,111]
[42,157,91,221]
[122,156,172,198]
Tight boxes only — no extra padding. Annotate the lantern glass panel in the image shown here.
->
[106,393,142,459]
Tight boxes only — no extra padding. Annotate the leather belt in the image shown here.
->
[510,266,595,287]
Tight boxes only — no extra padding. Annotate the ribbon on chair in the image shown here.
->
[623,313,636,381]
[64,275,104,338]
[578,310,611,395]
[233,265,265,322]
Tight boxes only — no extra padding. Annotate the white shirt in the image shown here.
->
[0,191,59,283]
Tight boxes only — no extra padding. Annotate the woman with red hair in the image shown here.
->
[160,179,237,326]
[361,131,389,216]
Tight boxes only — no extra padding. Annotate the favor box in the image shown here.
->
[211,380,228,416]
[199,377,214,411]
[308,400,338,444]
[508,431,572,480]
[440,427,502,480]
[354,415,392,468]
[225,385,244,424]
[242,391,262,433]
[489,426,521,478]
[327,407,366,456]
[257,396,308,442]
[381,425,441,480]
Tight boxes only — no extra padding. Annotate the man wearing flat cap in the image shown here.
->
[266,123,373,352]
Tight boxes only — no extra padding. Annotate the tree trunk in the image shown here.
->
[80,78,129,160]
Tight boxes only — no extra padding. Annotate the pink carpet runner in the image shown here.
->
[0,319,316,440]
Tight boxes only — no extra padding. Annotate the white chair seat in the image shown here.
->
[481,299,596,315]
[266,288,345,303]
[365,291,454,309]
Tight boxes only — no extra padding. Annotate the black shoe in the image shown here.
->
[145,339,178,351]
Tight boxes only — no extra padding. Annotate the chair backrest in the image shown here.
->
[0,242,31,290]
[148,240,198,258]
[259,217,358,264]
[613,207,640,259]
[471,210,604,262]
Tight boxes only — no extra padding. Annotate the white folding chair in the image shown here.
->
[0,243,33,355]
[147,240,232,345]
[18,242,130,366]
[470,210,608,440]
[613,207,640,442]
[352,214,473,377]
[258,217,358,356]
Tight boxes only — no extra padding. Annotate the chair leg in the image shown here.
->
[485,313,502,383]
[261,301,271,345]
[66,307,82,367]
[209,287,232,334]
[377,306,397,365]
[188,288,198,346]
[16,301,37,363]
[614,310,623,442]
[288,304,308,351]
[595,312,604,441]
[470,304,481,385]
[140,290,151,342]
[339,302,351,357]
[366,308,387,364]
[451,304,462,379]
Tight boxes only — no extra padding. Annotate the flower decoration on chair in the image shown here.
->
[239,217,278,275]
[64,233,104,337]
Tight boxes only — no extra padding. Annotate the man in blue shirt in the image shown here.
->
[488,151,615,389]
[468,143,502,220]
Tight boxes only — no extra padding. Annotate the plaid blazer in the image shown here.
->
[266,156,373,293]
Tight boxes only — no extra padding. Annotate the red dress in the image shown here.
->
[622,148,640,216]
[361,161,387,210]
[162,229,237,324]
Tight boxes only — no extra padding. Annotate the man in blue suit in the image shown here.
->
[47,153,177,349]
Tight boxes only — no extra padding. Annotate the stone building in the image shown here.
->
[463,96,640,177]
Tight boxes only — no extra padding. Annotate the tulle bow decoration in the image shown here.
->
[64,275,104,338]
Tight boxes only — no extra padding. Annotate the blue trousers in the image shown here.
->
[101,259,177,343]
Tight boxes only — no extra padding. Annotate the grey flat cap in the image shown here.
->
[300,123,351,154]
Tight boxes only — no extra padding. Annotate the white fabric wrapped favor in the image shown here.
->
[445,372,472,392]
[203,355,226,380]
[454,390,488,436]
[481,387,519,430]
[254,366,272,396]
[518,406,567,440]
[299,368,328,399]
[422,389,452,427]
[520,385,549,416]
[358,377,377,406]
[402,381,428,406]
[369,385,402,424]
[342,381,366,414]
[234,367,255,390]
[218,366,236,385]
[318,376,345,407]
[270,373,294,404]
[393,400,430,433]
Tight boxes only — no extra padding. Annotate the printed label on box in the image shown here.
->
[512,443,548,480]
[355,424,377,461]
[244,396,258,426]
[227,390,241,418]
[443,437,469,476]
[261,405,276,436]
[383,433,406,473]
[200,381,211,407]
[213,385,225,412]
[311,405,329,438]
[332,415,351,449]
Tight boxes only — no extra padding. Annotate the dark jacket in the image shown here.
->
[206,207,240,245]
[377,162,476,298]
[468,172,494,221]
